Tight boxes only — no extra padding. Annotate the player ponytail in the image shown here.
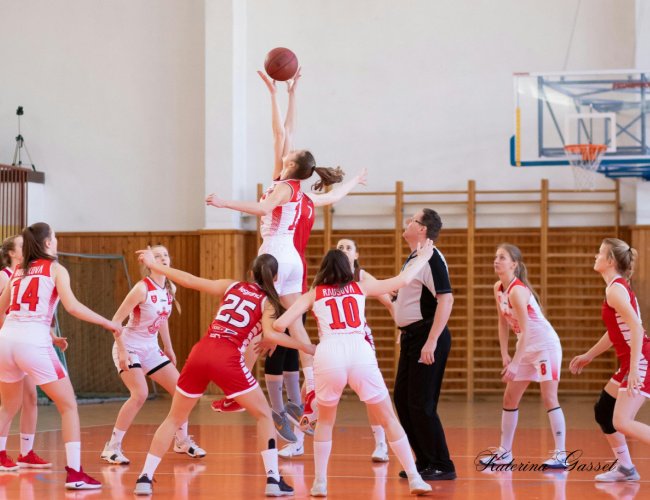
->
[252,253,284,318]
[0,235,19,269]
[497,243,541,305]
[603,238,637,279]
[288,149,345,192]
[21,222,55,270]
[313,249,354,287]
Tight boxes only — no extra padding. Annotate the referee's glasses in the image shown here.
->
[406,216,425,227]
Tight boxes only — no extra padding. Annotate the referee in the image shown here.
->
[393,208,456,481]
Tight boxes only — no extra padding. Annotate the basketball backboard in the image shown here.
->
[511,70,650,179]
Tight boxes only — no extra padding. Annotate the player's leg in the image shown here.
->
[16,376,51,468]
[538,348,567,468]
[0,380,24,471]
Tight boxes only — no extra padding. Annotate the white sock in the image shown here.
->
[65,441,81,471]
[261,448,280,481]
[388,436,417,478]
[303,367,314,393]
[313,440,332,480]
[613,444,633,468]
[20,434,35,455]
[0,436,7,451]
[265,375,285,413]
[141,453,162,478]
[175,421,188,441]
[547,407,566,452]
[371,425,385,446]
[500,408,518,452]
[294,427,305,446]
[109,427,126,447]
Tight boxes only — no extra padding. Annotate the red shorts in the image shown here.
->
[612,349,650,398]
[176,337,258,399]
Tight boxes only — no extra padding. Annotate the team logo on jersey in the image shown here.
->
[151,296,157,303]
[167,293,173,303]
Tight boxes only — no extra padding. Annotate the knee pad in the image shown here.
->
[594,390,617,434]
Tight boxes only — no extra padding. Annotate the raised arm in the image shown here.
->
[359,270,394,320]
[273,290,314,336]
[257,71,285,179]
[261,301,314,354]
[308,168,367,207]
[205,181,292,217]
[359,240,434,297]
[282,68,301,158]
[136,249,234,296]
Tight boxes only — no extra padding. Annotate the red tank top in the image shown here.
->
[205,281,267,351]
[294,195,315,292]
[602,276,649,359]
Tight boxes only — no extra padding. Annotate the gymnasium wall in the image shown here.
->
[0,1,637,232]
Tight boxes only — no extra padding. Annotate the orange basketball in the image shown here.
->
[264,47,298,82]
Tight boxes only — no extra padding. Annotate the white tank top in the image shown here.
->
[122,277,173,342]
[260,179,303,239]
[313,282,367,337]
[497,278,559,351]
[4,259,59,327]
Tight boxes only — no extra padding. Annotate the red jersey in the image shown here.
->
[313,282,367,337]
[294,194,315,292]
[260,179,303,238]
[5,259,59,326]
[205,281,267,351]
[602,276,650,359]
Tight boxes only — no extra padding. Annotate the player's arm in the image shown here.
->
[308,168,367,207]
[569,331,612,374]
[205,182,291,216]
[257,70,285,179]
[273,290,314,338]
[0,281,10,327]
[360,270,394,319]
[494,282,511,367]
[53,263,122,336]
[359,240,434,297]
[262,301,314,354]
[503,286,530,379]
[282,68,301,157]
[0,271,9,293]
[112,282,147,324]
[136,249,234,296]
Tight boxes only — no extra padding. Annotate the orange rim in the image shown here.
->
[564,144,607,162]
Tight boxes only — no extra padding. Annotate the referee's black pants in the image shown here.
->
[393,321,454,473]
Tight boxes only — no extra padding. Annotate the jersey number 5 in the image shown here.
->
[9,277,40,312]
[324,297,361,330]
[216,295,257,329]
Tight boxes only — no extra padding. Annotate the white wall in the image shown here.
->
[0,0,205,231]
[0,0,637,231]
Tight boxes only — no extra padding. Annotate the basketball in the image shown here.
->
[264,47,298,81]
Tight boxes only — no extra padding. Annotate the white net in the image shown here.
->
[564,144,607,191]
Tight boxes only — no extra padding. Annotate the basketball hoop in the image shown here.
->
[563,144,607,191]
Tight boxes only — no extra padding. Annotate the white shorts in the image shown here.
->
[0,324,67,385]
[112,341,171,376]
[513,345,562,382]
[259,237,303,296]
[313,334,389,406]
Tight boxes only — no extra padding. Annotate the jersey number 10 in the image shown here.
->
[324,297,361,330]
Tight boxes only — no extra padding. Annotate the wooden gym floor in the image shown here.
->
[2,395,650,499]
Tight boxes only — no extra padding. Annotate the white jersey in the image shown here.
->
[122,277,173,343]
[497,278,560,352]
[313,282,367,337]
[260,179,303,239]
[4,259,59,328]
[1,267,12,280]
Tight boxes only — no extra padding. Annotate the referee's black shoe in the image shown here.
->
[399,467,457,481]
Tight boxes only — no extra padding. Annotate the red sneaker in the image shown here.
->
[17,450,52,469]
[0,451,19,471]
[299,390,318,433]
[65,466,102,489]
[211,397,244,413]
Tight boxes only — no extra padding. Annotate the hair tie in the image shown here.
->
[311,166,316,174]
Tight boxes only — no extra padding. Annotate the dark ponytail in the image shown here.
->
[252,254,284,318]
[288,150,345,192]
[313,250,354,287]
[21,223,55,270]
[0,235,19,269]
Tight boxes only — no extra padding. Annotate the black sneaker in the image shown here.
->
[420,467,457,481]
[265,476,294,497]
[134,474,153,495]
[398,466,428,479]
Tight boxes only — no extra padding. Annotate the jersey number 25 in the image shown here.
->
[216,295,257,329]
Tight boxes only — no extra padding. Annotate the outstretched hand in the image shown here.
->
[286,66,302,93]
[355,167,368,186]
[257,70,277,94]
[136,247,156,268]
[415,239,434,262]
[205,193,228,208]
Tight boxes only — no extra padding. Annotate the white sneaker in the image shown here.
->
[479,446,513,466]
[409,475,433,495]
[100,441,130,465]
[595,464,640,482]
[174,435,206,458]
[310,478,327,497]
[371,442,389,463]
[278,442,304,459]
[543,450,568,470]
